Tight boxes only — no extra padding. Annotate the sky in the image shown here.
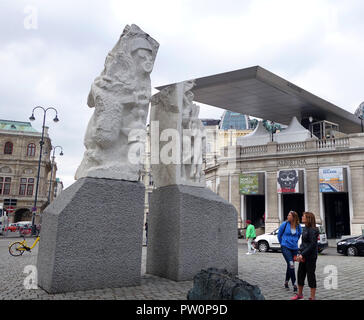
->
[1,0,364,188]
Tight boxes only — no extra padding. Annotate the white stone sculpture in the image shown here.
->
[150,80,206,188]
[75,24,159,181]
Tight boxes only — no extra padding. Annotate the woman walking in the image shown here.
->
[291,212,319,300]
[278,211,302,292]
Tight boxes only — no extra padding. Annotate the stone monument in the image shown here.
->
[37,24,159,293]
[146,81,238,281]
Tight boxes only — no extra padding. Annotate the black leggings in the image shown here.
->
[297,257,317,288]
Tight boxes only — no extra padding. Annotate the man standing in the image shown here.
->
[246,220,256,255]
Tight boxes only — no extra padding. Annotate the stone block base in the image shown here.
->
[146,185,238,281]
[37,177,144,293]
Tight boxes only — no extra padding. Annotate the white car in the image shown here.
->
[254,224,328,253]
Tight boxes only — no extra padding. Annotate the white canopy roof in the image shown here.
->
[237,121,270,147]
[275,116,317,143]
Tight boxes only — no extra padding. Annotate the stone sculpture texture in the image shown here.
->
[75,24,159,181]
[147,81,238,281]
[150,80,206,188]
[37,24,159,293]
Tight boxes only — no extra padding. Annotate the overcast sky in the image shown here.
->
[1,0,364,188]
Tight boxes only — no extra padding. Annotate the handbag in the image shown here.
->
[293,255,305,263]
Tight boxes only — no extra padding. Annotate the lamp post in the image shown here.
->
[271,121,276,142]
[47,146,63,205]
[309,116,313,138]
[29,106,59,235]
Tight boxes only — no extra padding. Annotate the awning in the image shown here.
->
[156,66,361,134]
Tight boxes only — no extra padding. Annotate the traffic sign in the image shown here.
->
[7,206,15,213]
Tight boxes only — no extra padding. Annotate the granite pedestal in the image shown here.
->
[37,177,145,293]
[146,185,238,281]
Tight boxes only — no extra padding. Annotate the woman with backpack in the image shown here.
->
[277,211,302,292]
[291,212,319,300]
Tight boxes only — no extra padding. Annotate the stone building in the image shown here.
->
[205,116,364,239]
[0,119,56,223]
[201,111,253,170]
[156,66,364,240]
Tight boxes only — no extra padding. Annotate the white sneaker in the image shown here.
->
[253,249,257,254]
[246,252,252,255]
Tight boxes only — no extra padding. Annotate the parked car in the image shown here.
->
[337,236,364,256]
[19,224,32,236]
[254,224,328,253]
[4,223,18,232]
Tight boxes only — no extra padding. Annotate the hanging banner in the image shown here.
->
[239,173,265,195]
[319,168,344,192]
[277,170,300,193]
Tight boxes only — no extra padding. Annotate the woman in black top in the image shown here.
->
[291,212,319,300]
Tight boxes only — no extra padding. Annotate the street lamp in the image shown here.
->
[309,116,313,138]
[29,106,59,235]
[271,121,276,142]
[47,146,64,205]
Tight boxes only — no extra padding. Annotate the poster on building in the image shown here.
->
[277,170,299,193]
[239,173,259,195]
[319,168,344,192]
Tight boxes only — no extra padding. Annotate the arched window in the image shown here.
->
[4,142,13,155]
[27,143,36,157]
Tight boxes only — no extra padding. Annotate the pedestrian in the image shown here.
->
[291,212,319,300]
[278,211,302,292]
[245,220,256,255]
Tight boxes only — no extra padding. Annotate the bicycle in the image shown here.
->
[8,235,40,256]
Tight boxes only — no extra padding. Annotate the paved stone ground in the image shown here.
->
[0,237,363,300]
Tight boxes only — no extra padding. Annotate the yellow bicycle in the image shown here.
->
[9,236,40,256]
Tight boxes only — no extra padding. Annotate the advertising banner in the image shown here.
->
[277,170,299,193]
[319,168,344,192]
[239,173,259,195]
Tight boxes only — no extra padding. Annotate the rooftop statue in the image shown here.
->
[75,24,159,181]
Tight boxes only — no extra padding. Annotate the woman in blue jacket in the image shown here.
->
[278,211,302,292]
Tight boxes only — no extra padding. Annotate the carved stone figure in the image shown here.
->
[147,82,237,282]
[181,83,206,183]
[150,80,206,188]
[75,24,159,181]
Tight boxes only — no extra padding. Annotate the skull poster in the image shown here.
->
[277,170,299,193]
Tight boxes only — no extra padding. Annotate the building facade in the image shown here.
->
[0,120,56,223]
[205,119,364,239]
[202,111,253,169]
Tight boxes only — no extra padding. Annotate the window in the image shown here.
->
[4,142,13,155]
[1,177,11,195]
[19,178,34,196]
[27,179,34,196]
[27,143,36,157]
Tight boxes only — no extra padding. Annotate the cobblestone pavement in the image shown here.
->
[0,237,363,300]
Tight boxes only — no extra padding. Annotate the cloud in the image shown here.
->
[0,0,363,188]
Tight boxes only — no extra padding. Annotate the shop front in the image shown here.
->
[240,172,265,229]
[320,167,351,239]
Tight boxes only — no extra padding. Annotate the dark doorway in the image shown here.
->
[246,195,265,228]
[282,193,305,222]
[323,193,350,239]
[14,209,31,223]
